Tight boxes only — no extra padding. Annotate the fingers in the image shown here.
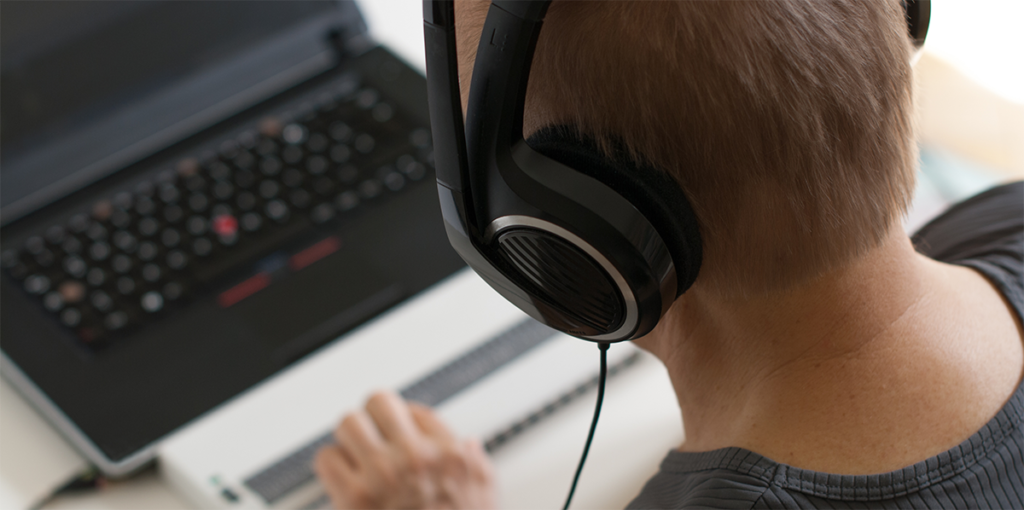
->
[314,446,364,509]
[364,391,421,444]
[333,410,385,468]
[409,402,457,444]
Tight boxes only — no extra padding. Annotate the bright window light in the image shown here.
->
[924,0,1024,104]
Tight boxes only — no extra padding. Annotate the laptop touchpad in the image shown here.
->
[229,246,403,366]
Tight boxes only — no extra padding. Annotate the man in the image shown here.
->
[314,1,1024,508]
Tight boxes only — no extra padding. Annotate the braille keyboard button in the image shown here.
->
[61,236,83,254]
[157,169,177,184]
[111,210,132,229]
[138,241,159,261]
[104,311,129,331]
[282,145,304,164]
[355,89,379,109]
[383,172,405,192]
[161,229,181,248]
[188,193,209,212]
[334,191,359,212]
[219,139,240,159]
[136,197,157,216]
[329,144,351,164]
[59,281,86,303]
[91,290,113,312]
[289,189,312,209]
[142,264,162,283]
[218,231,239,246]
[163,282,183,301]
[236,191,257,211]
[306,155,329,176]
[86,223,108,241]
[410,128,431,149]
[116,276,136,296]
[257,137,278,156]
[234,151,256,171]
[265,200,290,223]
[358,180,382,199]
[158,183,181,204]
[310,203,336,224]
[337,165,359,184]
[1,250,18,268]
[25,236,45,254]
[235,169,257,188]
[112,231,138,253]
[238,131,257,149]
[92,200,113,221]
[212,181,235,201]
[46,225,67,245]
[283,168,305,188]
[260,117,283,138]
[207,161,233,181]
[113,192,134,210]
[34,249,55,267]
[354,134,375,154]
[8,263,29,280]
[140,291,164,313]
[192,237,213,257]
[68,213,90,234]
[43,291,65,312]
[60,308,82,327]
[283,124,307,145]
[20,274,46,297]
[164,204,185,223]
[89,242,111,261]
[64,255,88,278]
[186,216,208,236]
[112,254,133,274]
[260,157,283,177]
[371,103,394,122]
[211,207,233,223]
[185,174,207,192]
[313,177,335,196]
[135,180,155,197]
[241,213,263,232]
[86,267,107,287]
[167,250,188,270]
[177,157,200,177]
[138,217,160,237]
[329,121,353,142]
[259,180,280,199]
[306,132,329,153]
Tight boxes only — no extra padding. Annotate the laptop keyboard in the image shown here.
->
[1,79,433,348]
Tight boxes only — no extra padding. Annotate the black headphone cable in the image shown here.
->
[562,341,611,510]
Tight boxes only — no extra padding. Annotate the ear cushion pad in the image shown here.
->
[526,125,703,295]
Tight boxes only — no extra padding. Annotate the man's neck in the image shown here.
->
[635,228,1024,474]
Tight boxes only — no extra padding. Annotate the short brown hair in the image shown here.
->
[456,0,917,297]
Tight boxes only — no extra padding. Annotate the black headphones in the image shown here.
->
[422,0,930,343]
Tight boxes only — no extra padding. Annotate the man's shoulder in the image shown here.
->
[912,180,1023,263]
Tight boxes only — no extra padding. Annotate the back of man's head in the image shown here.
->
[456,0,917,298]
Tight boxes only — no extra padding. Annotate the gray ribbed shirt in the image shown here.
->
[628,182,1024,509]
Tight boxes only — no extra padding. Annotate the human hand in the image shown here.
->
[313,391,496,509]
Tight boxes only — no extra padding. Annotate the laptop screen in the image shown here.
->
[0,0,343,220]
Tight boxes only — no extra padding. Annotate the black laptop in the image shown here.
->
[0,0,463,475]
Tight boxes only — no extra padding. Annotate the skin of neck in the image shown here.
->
[633,223,1024,474]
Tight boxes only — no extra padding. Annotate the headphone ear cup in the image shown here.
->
[525,126,702,295]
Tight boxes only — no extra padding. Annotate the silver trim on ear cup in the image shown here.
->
[485,215,639,340]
